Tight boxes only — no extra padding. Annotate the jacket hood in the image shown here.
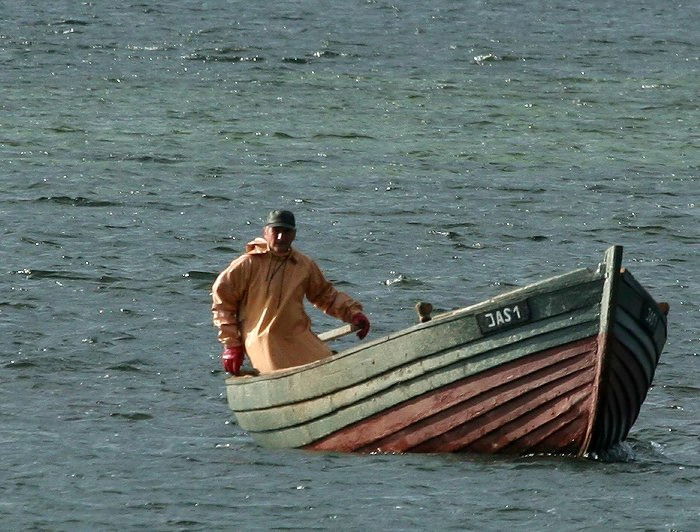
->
[245,237,297,261]
[245,237,269,254]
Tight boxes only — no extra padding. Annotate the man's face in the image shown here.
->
[263,225,296,254]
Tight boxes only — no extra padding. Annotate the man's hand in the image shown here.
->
[221,345,245,375]
[351,312,371,340]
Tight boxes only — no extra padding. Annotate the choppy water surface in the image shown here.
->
[2,1,698,530]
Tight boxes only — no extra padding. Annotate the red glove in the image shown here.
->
[221,345,245,375]
[351,312,371,340]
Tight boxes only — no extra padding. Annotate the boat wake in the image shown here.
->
[587,441,635,463]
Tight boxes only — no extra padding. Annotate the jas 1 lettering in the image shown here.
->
[484,305,522,329]
[476,300,530,335]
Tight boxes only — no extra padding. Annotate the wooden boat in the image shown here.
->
[225,245,668,456]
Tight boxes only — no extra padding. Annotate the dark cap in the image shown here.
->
[265,209,296,229]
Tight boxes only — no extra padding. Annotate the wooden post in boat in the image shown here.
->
[415,302,433,323]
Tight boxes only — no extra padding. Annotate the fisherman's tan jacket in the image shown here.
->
[212,238,363,373]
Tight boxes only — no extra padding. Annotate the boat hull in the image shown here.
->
[307,336,600,453]
[226,246,667,456]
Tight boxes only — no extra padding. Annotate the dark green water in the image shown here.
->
[2,1,698,529]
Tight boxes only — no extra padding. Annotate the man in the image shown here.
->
[211,209,371,375]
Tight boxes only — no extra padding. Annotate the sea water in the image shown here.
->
[1,1,698,530]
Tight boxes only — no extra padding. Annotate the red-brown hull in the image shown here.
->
[306,336,599,454]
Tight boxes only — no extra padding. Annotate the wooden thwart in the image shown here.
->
[318,323,359,342]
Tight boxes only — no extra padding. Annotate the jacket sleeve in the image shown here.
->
[305,258,363,323]
[211,256,250,347]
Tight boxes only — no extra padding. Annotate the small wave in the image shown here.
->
[184,271,219,290]
[283,50,344,64]
[13,268,89,281]
[428,230,463,242]
[473,53,500,64]
[125,43,179,52]
[636,225,672,235]
[119,154,184,164]
[311,50,342,59]
[184,270,218,282]
[212,245,239,253]
[4,360,37,369]
[383,274,425,288]
[32,196,119,207]
[12,268,127,284]
[584,184,612,193]
[488,280,520,289]
[283,56,309,64]
[19,237,62,247]
[106,362,142,372]
[285,158,319,166]
[47,125,87,134]
[312,132,375,140]
[76,43,119,51]
[472,53,521,65]
[0,301,38,310]
[200,193,231,201]
[183,48,265,63]
[498,186,547,194]
[109,412,153,421]
[50,19,90,26]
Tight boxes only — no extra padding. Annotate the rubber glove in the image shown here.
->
[221,345,245,375]
[351,312,371,340]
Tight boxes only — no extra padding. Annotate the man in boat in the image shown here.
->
[211,209,370,375]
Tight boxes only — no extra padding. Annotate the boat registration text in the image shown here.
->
[476,300,530,335]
